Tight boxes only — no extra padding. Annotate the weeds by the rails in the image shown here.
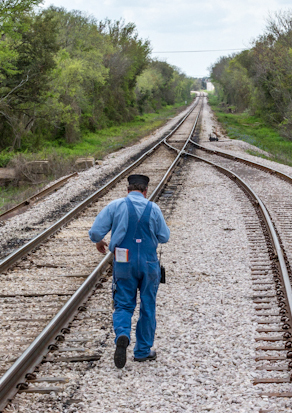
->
[44,106,186,160]
[0,182,48,214]
[208,94,292,167]
[0,103,188,167]
[0,102,190,213]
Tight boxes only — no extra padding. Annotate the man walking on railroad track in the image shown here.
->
[89,174,170,368]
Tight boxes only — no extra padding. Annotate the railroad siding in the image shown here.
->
[69,161,290,412]
[5,96,292,412]
[8,160,281,412]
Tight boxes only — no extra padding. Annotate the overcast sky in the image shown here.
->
[42,0,292,78]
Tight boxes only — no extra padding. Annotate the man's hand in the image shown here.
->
[96,240,108,254]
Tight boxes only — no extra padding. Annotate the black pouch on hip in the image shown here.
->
[159,247,166,284]
[160,265,166,284]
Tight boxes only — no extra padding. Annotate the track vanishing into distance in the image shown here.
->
[0,95,203,411]
[2,93,292,411]
[188,119,292,398]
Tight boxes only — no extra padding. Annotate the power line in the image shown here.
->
[152,48,246,53]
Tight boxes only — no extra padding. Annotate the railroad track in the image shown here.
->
[0,172,79,222]
[3,93,292,411]
[0,106,196,262]
[186,97,292,400]
[0,95,203,411]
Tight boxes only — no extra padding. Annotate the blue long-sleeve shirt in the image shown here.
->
[89,191,170,253]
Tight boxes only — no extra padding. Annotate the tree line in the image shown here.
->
[210,10,292,139]
[0,0,195,151]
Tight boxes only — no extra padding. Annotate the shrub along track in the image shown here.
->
[0,96,203,411]
[0,103,195,262]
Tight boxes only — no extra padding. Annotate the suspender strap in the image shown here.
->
[125,197,152,240]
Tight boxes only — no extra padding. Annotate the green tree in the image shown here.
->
[98,19,151,123]
[210,10,292,139]
[136,60,193,113]
[0,7,59,149]
[0,0,42,77]
[252,11,292,133]
[0,4,194,151]
[40,8,110,142]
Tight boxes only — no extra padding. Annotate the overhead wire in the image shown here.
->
[152,48,246,53]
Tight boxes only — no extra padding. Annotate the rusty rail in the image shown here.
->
[0,172,78,221]
[185,151,292,334]
[190,140,292,184]
[0,96,203,411]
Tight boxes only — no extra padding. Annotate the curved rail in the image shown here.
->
[0,97,201,274]
[191,139,292,184]
[185,151,292,323]
[0,97,203,410]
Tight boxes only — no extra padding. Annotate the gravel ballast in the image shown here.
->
[59,161,277,413]
[4,96,292,412]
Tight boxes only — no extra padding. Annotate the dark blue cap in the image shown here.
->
[127,174,149,186]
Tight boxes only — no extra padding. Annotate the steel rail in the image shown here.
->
[0,97,201,274]
[151,100,203,202]
[0,254,110,411]
[185,151,292,326]
[190,139,292,184]
[161,99,204,157]
[0,97,204,411]
[0,173,79,222]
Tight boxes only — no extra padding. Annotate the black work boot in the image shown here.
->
[134,350,157,362]
[114,335,129,368]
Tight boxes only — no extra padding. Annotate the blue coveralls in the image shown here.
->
[113,197,161,358]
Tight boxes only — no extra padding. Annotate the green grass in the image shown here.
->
[0,185,19,212]
[0,103,189,166]
[0,101,190,213]
[208,93,292,167]
[42,111,167,159]
[0,183,44,213]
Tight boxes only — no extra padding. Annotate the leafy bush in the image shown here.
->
[0,5,194,153]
